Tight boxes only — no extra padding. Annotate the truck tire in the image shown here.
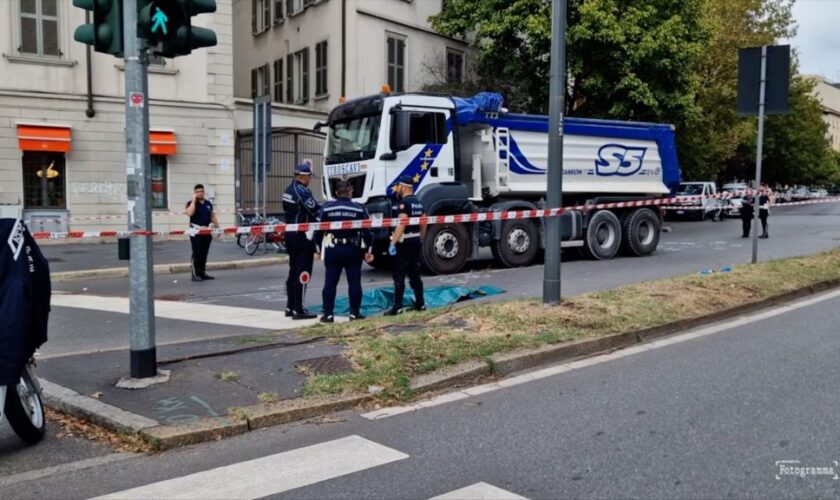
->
[491,219,538,268]
[621,208,661,257]
[583,210,622,260]
[422,223,470,274]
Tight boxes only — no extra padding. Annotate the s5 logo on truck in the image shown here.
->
[595,144,647,177]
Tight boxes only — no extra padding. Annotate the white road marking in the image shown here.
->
[50,293,347,330]
[0,453,139,489]
[430,482,529,500]
[91,435,408,500]
[362,287,840,420]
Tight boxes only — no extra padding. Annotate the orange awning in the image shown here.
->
[18,125,71,153]
[150,130,177,155]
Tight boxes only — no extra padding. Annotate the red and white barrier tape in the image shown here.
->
[29,193,840,240]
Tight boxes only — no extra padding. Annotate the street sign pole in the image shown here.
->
[543,0,567,305]
[124,0,156,378]
[751,45,767,265]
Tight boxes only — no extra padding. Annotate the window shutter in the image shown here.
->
[286,55,293,103]
[274,60,283,102]
[286,0,294,15]
[251,68,258,98]
[262,0,270,31]
[262,63,271,97]
[20,16,38,54]
[302,48,309,103]
[252,0,257,33]
[42,18,59,56]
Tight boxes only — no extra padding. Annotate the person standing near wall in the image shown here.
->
[185,184,219,282]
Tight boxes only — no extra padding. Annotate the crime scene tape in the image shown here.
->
[28,192,840,240]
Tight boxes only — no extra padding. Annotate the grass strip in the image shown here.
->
[294,249,840,401]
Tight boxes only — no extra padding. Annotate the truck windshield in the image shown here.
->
[326,115,381,164]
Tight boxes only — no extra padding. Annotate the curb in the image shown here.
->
[50,255,288,282]
[41,277,840,450]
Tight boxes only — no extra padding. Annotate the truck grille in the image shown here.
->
[327,174,367,199]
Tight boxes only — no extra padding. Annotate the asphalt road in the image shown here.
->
[2,202,839,491]
[3,275,840,498]
[41,203,840,357]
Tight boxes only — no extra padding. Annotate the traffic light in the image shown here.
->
[139,0,217,58]
[72,0,124,57]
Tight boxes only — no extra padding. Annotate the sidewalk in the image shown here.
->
[38,330,347,434]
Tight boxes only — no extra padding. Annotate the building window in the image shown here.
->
[294,48,310,104]
[315,41,328,97]
[251,64,270,98]
[19,0,60,57]
[446,48,464,84]
[273,0,283,23]
[387,35,406,93]
[150,156,168,210]
[252,0,271,34]
[22,152,65,209]
[273,59,284,102]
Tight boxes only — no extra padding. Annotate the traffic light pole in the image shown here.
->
[124,0,157,378]
[542,0,567,306]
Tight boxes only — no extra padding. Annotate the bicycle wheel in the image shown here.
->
[244,235,261,255]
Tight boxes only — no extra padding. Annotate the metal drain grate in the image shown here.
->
[295,354,354,375]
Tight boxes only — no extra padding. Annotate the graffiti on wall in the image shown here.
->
[71,181,127,200]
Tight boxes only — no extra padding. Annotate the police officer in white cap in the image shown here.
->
[282,161,320,319]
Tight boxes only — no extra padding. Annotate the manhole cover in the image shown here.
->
[295,355,353,375]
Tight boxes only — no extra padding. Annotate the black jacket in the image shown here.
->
[0,219,50,386]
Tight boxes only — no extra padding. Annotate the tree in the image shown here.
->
[679,0,795,181]
[430,0,708,129]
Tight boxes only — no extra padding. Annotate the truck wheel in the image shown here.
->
[621,208,661,256]
[422,223,470,274]
[583,210,621,260]
[491,219,538,268]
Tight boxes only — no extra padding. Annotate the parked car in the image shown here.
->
[721,183,748,218]
[670,182,723,221]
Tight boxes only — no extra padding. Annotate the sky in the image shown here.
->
[786,0,840,81]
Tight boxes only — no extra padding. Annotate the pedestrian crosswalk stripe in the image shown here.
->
[50,293,349,330]
[90,435,408,500]
[430,482,529,499]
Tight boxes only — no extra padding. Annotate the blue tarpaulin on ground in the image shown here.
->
[314,285,505,317]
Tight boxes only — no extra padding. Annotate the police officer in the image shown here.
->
[185,184,219,282]
[316,180,374,323]
[385,176,426,316]
[282,161,320,320]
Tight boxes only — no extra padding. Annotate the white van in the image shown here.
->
[671,182,722,221]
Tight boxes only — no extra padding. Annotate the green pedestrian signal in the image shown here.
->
[139,0,217,58]
[72,0,123,57]
[150,7,169,36]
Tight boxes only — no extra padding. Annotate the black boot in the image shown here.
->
[387,283,405,316]
[349,311,366,321]
[411,281,425,311]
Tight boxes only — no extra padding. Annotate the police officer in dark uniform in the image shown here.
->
[185,184,219,282]
[282,162,320,320]
[385,175,426,316]
[316,180,374,323]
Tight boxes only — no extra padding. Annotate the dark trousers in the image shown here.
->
[741,217,752,237]
[321,245,363,316]
[285,233,315,313]
[759,210,769,236]
[392,238,424,309]
[190,235,212,277]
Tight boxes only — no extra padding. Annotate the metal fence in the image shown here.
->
[236,128,326,216]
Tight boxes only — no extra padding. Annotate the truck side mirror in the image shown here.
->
[390,110,413,153]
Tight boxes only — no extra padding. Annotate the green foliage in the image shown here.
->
[429,0,837,187]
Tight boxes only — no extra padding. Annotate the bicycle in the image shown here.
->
[243,215,286,255]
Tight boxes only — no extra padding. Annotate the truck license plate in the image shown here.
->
[326,164,361,176]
